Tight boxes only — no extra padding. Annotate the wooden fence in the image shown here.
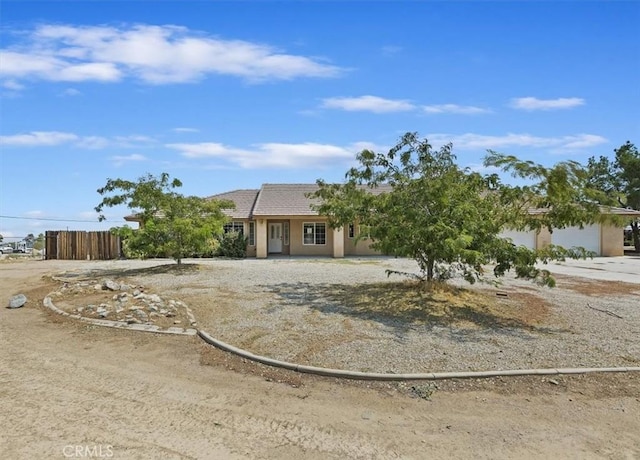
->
[45,231,121,260]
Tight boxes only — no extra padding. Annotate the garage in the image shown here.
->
[499,229,536,250]
[551,225,601,255]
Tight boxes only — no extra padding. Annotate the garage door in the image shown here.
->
[551,225,600,255]
[499,229,536,249]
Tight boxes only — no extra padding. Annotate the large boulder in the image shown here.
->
[8,294,27,309]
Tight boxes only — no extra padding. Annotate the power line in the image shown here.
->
[0,214,123,223]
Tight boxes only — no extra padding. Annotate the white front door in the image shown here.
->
[268,223,283,253]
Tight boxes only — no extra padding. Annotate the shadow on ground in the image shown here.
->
[263,281,568,339]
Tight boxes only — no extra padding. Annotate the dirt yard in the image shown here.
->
[1,258,639,459]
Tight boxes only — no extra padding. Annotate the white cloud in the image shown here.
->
[167,141,365,169]
[422,104,491,115]
[0,131,79,146]
[321,95,415,113]
[0,24,342,85]
[110,153,148,167]
[172,127,199,133]
[2,79,25,91]
[0,131,157,149]
[509,97,585,111]
[25,210,46,217]
[61,88,81,96]
[427,132,607,152]
[381,45,402,56]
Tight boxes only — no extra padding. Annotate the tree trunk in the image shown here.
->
[177,257,182,265]
[632,221,640,253]
[426,258,434,281]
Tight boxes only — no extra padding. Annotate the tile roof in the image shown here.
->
[252,184,322,216]
[207,189,260,219]
[250,183,393,216]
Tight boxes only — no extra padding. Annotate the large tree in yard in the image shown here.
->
[586,141,640,251]
[95,173,233,265]
[312,133,605,287]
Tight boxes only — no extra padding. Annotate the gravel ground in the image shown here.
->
[83,256,640,375]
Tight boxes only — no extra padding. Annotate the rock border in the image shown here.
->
[43,296,197,336]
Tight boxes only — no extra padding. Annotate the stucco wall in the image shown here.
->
[601,224,624,256]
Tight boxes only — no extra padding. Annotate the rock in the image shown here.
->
[8,294,27,308]
[147,294,162,304]
[119,284,131,291]
[134,309,148,320]
[102,279,120,291]
[112,294,119,300]
[548,379,560,385]
[94,284,102,290]
[132,289,141,297]
[173,320,181,325]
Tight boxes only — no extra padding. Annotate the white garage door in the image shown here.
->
[499,229,536,249]
[551,225,600,255]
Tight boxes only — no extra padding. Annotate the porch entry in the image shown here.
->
[268,222,283,253]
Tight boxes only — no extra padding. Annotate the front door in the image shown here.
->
[268,223,283,253]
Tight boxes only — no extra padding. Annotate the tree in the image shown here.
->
[586,141,640,251]
[95,173,233,265]
[33,233,45,251]
[312,133,601,287]
[25,233,35,245]
[0,234,3,243]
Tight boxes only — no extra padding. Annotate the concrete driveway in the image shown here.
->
[539,256,640,284]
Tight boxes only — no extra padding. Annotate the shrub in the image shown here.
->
[216,232,247,258]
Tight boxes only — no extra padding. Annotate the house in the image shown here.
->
[126,183,640,258]
[209,184,387,258]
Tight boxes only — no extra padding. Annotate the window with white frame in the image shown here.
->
[223,221,244,234]
[248,221,255,246]
[303,222,326,245]
[348,223,355,238]
[283,222,290,246]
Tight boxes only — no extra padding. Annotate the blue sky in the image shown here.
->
[1,1,639,241]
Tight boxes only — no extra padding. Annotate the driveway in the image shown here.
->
[540,256,640,284]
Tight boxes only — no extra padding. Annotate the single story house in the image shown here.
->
[127,183,640,258]
[209,184,388,258]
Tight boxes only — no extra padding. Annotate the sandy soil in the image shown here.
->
[1,258,639,459]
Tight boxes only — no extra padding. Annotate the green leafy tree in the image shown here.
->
[33,233,45,251]
[312,133,601,287]
[586,141,640,251]
[95,173,233,265]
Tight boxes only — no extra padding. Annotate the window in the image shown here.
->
[223,221,244,234]
[248,221,255,246]
[283,222,290,246]
[348,223,355,238]
[303,222,326,245]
